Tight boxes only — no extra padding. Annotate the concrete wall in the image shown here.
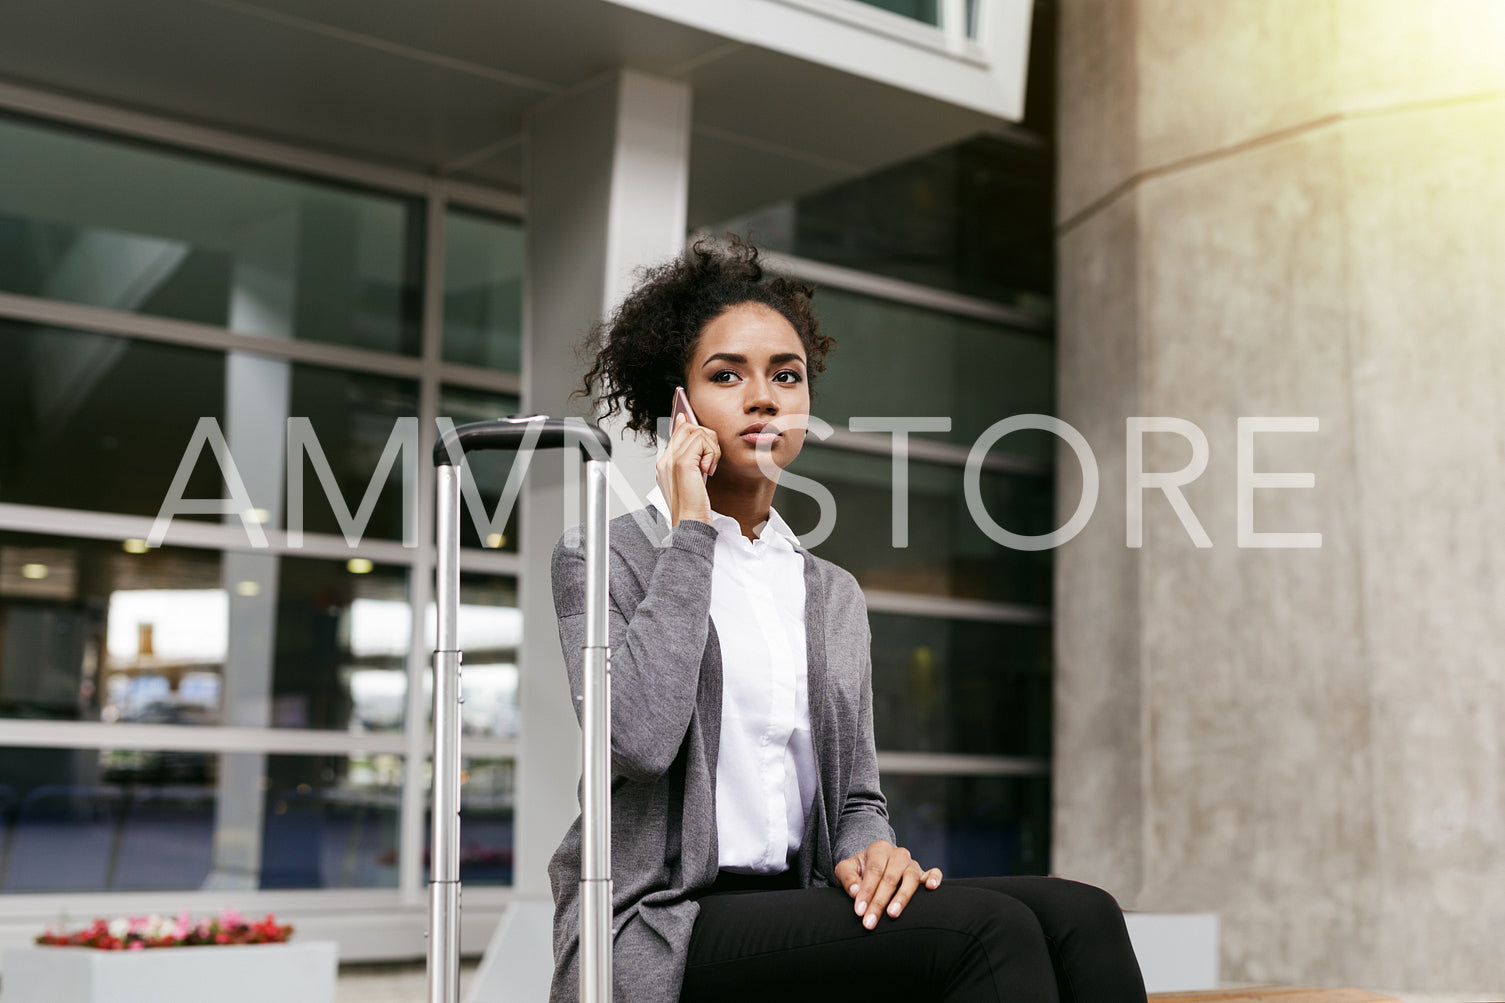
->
[1054,0,1505,990]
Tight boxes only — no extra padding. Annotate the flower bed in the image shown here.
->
[36,909,293,950]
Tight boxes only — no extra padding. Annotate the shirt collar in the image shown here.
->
[645,484,801,551]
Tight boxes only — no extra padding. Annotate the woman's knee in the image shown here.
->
[916,885,1046,939]
[952,876,1131,946]
[1046,879,1131,936]
[916,888,1056,1002]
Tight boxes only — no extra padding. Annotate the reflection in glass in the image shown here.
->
[0,322,419,541]
[272,555,411,732]
[0,532,225,723]
[423,574,521,739]
[0,534,422,733]
[0,321,227,519]
[870,614,1051,758]
[720,135,1052,307]
[880,772,1050,878]
[809,287,1055,459]
[287,366,419,544]
[258,753,402,889]
[776,447,1052,605]
[0,746,217,893]
[103,589,227,725]
[424,757,513,886]
[438,387,524,552]
[0,114,422,353]
[443,211,523,371]
[0,748,400,892]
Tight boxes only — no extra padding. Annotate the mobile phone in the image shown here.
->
[671,386,710,481]
[672,386,698,426]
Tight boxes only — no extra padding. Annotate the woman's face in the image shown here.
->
[683,302,811,482]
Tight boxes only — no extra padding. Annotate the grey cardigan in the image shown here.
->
[546,505,895,1003]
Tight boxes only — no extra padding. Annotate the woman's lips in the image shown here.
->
[740,431,781,447]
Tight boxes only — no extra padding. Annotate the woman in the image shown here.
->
[547,237,1147,1003]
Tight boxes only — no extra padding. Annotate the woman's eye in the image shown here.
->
[775,370,804,384]
[712,370,739,383]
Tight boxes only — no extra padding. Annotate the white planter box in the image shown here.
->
[2,940,338,1003]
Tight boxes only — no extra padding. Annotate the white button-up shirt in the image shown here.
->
[646,485,817,874]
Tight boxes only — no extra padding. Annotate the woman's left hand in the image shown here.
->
[834,840,943,930]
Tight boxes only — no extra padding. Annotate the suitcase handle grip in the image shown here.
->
[432,416,613,466]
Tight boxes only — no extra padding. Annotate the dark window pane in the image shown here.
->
[0,321,226,519]
[721,135,1053,307]
[776,446,1052,605]
[812,288,1055,457]
[870,614,1051,758]
[258,753,403,889]
[881,772,1050,877]
[424,757,513,886]
[0,321,419,542]
[0,746,217,892]
[443,211,523,372]
[0,114,421,354]
[287,366,419,544]
[0,747,401,892]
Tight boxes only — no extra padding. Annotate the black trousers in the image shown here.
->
[679,870,1147,1003]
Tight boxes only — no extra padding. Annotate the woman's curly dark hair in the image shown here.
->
[574,235,836,443]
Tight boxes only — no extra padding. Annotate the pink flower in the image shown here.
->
[128,941,145,951]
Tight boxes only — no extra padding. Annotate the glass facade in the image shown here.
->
[0,108,520,905]
[0,115,422,354]
[1,44,1054,913]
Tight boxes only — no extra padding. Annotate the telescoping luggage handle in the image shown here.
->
[429,417,615,1003]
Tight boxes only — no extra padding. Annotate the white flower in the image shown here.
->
[108,918,130,939]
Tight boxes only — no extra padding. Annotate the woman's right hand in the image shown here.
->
[655,412,720,526]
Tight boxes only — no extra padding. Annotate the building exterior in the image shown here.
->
[0,0,1056,994]
[1,0,1501,997]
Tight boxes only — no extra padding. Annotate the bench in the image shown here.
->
[1150,989,1400,1002]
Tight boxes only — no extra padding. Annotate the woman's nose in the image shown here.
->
[745,380,777,413]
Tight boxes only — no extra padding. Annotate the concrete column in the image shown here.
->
[469,68,690,1002]
[1055,0,1505,990]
